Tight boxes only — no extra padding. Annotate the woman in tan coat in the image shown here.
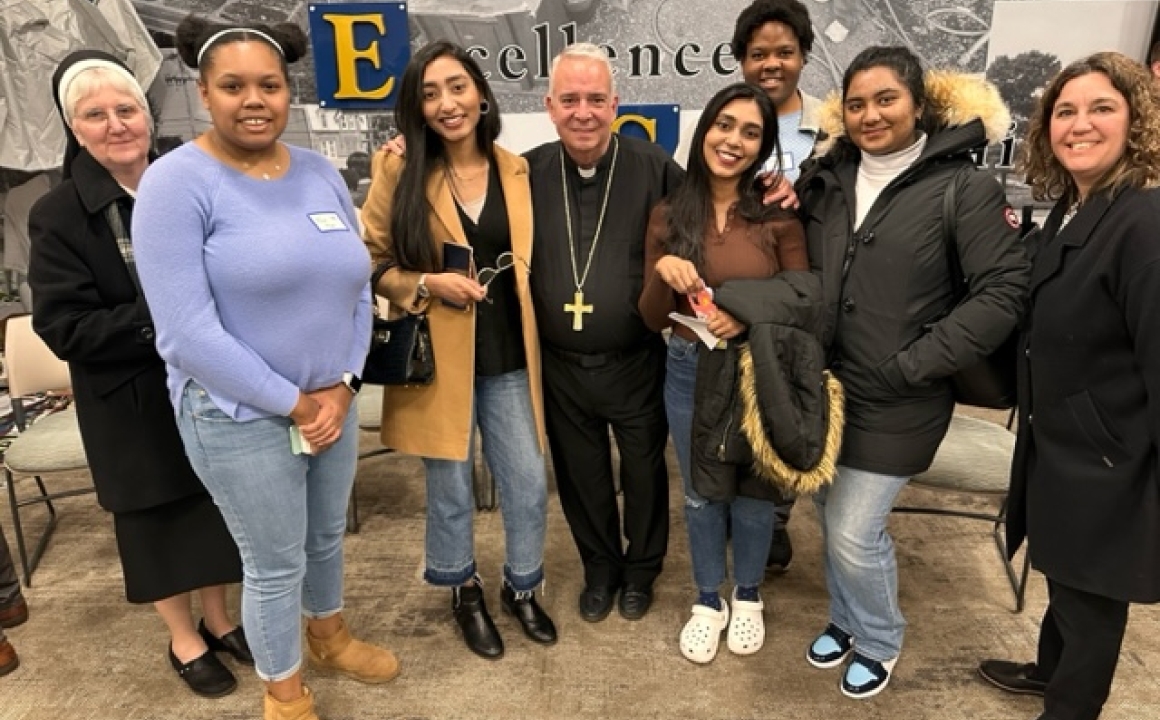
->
[362,41,555,661]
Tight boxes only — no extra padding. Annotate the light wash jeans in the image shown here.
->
[665,335,776,594]
[177,381,357,682]
[422,368,547,592]
[814,464,911,662]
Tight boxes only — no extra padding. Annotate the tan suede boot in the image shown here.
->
[306,617,400,684]
[263,686,320,720]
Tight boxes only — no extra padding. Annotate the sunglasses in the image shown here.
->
[477,251,530,302]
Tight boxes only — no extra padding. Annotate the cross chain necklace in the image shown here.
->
[560,135,619,331]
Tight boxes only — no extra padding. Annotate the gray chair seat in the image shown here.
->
[913,415,1016,494]
[5,407,88,474]
[4,404,95,587]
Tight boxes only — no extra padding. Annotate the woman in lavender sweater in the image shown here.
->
[132,14,397,720]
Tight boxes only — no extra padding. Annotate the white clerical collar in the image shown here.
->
[567,136,618,180]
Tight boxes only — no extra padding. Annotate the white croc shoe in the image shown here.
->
[679,600,730,664]
[727,590,765,655]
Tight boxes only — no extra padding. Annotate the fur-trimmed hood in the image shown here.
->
[689,272,843,504]
[815,70,1011,156]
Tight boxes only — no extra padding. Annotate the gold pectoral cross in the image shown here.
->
[564,290,593,331]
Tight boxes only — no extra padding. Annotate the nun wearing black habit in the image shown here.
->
[26,50,248,698]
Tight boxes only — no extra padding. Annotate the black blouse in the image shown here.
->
[456,163,525,377]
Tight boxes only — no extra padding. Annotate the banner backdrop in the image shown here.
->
[108,0,1160,176]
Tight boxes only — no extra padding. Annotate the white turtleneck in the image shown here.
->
[854,134,928,230]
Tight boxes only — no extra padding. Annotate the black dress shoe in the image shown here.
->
[168,645,237,698]
[578,585,616,623]
[198,619,255,665]
[453,584,504,659]
[618,584,653,621]
[501,584,558,645]
[978,659,1048,696]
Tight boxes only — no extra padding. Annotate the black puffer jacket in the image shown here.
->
[797,72,1031,476]
[691,271,835,503]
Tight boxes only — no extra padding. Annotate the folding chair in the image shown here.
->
[347,385,392,534]
[2,315,93,586]
[894,413,1031,612]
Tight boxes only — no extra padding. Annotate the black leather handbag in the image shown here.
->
[940,165,1019,410]
[363,312,434,386]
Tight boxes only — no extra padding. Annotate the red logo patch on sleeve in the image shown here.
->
[1004,206,1021,229]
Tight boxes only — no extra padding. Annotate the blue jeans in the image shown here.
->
[177,381,357,682]
[422,369,547,592]
[814,464,911,662]
[665,335,776,595]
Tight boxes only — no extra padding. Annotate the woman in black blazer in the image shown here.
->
[979,52,1160,720]
[27,51,248,698]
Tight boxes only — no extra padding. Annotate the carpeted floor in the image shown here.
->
[2,425,1158,720]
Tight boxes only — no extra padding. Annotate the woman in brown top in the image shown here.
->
[639,82,808,665]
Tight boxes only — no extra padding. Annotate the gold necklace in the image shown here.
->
[210,133,282,180]
[448,160,488,182]
[444,166,487,207]
[560,135,619,331]
[246,160,283,181]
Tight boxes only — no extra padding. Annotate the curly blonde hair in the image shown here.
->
[1020,51,1160,203]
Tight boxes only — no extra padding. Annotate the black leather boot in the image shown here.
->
[501,584,558,645]
[453,583,503,660]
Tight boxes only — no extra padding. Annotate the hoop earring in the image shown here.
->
[479,100,490,116]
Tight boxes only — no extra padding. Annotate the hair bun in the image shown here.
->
[269,23,310,64]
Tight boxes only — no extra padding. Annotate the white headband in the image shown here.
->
[56,59,142,127]
[196,28,285,66]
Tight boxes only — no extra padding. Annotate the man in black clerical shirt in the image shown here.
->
[524,43,684,622]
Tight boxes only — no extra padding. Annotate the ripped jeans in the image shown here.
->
[664,334,776,596]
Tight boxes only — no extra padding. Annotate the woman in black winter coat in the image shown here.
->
[979,52,1160,720]
[28,51,248,698]
[795,46,1029,699]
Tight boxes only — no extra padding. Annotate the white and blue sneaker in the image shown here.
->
[806,623,854,669]
[840,652,897,699]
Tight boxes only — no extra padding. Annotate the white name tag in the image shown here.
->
[309,212,348,232]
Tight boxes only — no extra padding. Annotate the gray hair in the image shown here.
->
[65,66,154,136]
[548,43,616,96]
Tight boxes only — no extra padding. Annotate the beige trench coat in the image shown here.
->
[361,146,545,461]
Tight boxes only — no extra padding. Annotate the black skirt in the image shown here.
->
[113,492,242,603]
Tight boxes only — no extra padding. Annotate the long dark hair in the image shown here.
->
[664,83,779,270]
[391,41,502,272]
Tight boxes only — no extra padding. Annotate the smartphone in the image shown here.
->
[442,242,473,309]
[289,426,314,455]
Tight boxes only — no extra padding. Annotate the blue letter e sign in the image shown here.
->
[309,3,409,110]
